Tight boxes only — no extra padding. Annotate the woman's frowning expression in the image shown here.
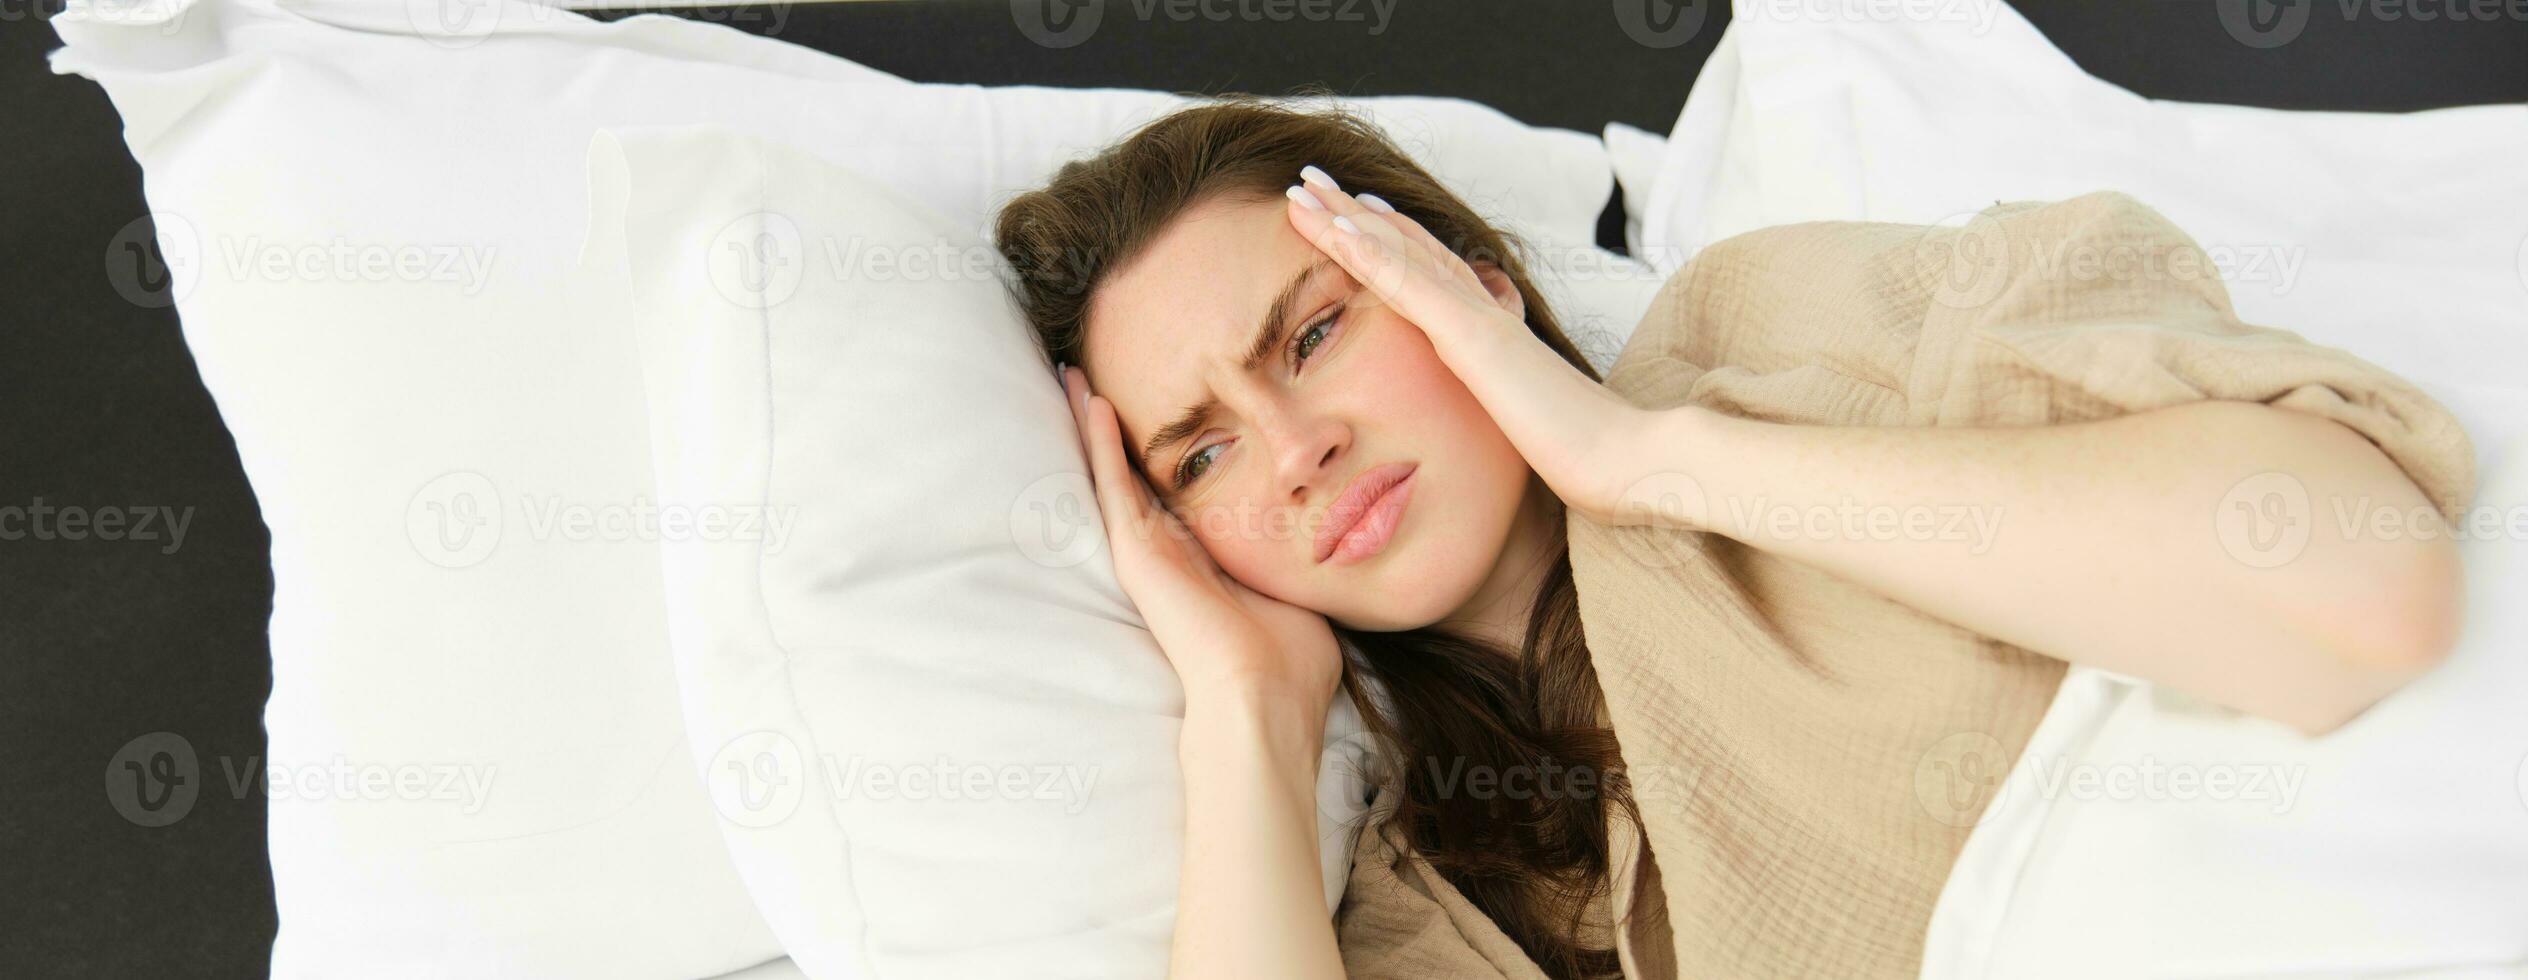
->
[1080,191,1536,632]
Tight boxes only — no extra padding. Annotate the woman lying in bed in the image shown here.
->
[993,100,2472,980]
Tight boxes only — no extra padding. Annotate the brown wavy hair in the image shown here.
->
[994,96,1649,979]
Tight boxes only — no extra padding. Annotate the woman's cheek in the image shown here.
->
[1365,314,1466,409]
[1346,308,1457,404]
[1196,511,1307,600]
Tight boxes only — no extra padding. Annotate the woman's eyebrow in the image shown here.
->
[1133,257,1333,474]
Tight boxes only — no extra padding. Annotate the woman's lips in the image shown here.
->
[1315,462,1419,565]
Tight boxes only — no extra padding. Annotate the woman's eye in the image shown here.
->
[1174,441,1224,488]
[1291,306,1342,365]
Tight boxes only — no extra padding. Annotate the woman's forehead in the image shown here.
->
[1083,195,1314,469]
[1085,196,1306,382]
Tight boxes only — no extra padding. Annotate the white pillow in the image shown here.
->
[593,124,1379,979]
[49,0,1621,974]
[1628,4,2528,975]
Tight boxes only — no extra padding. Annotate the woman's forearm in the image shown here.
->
[1637,401,2462,735]
[1168,685,1345,979]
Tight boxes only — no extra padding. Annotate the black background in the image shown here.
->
[3,1,2521,975]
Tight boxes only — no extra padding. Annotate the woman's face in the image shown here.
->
[1081,191,1538,632]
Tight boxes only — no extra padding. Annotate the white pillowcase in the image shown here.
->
[1631,4,2528,976]
[592,124,1375,979]
[49,0,1635,974]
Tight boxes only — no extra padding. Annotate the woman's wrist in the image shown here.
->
[1616,403,1732,532]
[1179,681,1330,774]
[1169,676,1345,980]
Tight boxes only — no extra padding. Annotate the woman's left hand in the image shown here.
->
[1283,167,1697,530]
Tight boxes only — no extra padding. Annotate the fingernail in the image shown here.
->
[1332,215,1361,236]
[1299,165,1339,193]
[1357,193,1394,214]
[1285,184,1326,212]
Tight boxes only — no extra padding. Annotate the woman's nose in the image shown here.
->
[1260,406,1346,504]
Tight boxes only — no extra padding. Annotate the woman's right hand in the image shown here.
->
[1068,362,1351,979]
[1061,364,1344,713]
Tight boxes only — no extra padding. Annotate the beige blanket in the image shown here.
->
[1333,192,2475,979]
